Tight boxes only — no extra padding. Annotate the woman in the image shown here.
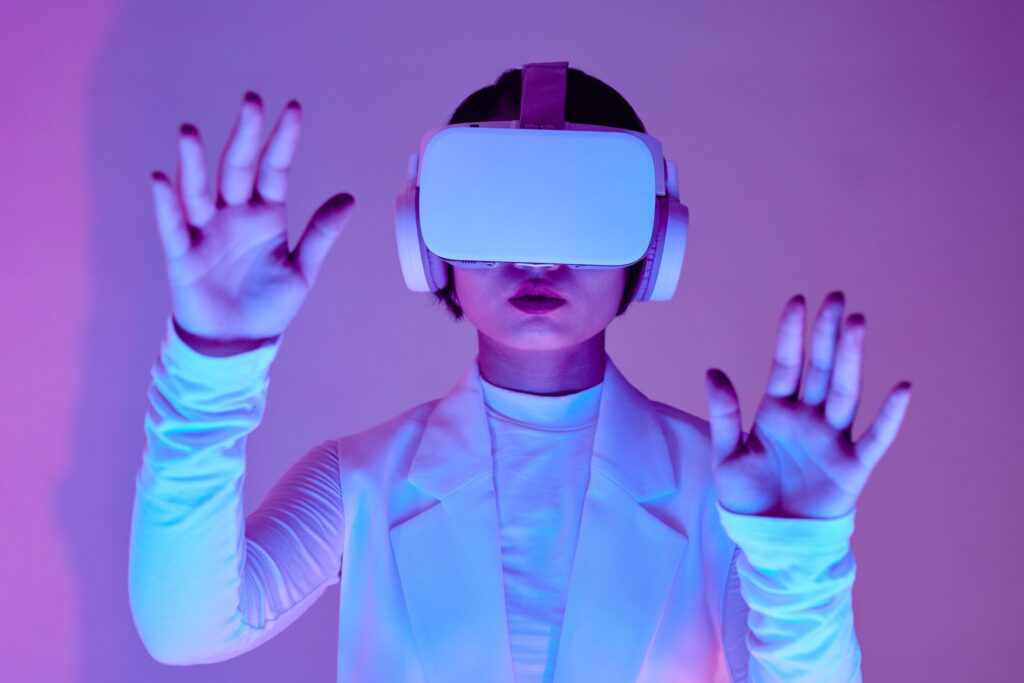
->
[129,66,911,682]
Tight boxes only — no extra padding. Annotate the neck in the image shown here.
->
[476,330,607,396]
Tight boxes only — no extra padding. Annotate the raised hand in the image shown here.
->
[150,91,356,351]
[704,292,912,519]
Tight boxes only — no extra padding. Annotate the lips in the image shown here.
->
[510,283,565,301]
[509,296,566,314]
[508,283,566,314]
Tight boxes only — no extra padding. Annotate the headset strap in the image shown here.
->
[520,61,568,130]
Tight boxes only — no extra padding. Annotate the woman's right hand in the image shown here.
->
[151,91,356,352]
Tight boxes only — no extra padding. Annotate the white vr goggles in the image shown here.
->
[394,61,690,302]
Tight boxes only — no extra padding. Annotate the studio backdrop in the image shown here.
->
[2,1,1021,681]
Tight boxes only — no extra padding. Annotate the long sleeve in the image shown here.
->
[128,316,344,665]
[717,504,862,683]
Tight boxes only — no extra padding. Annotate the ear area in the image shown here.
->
[647,200,687,301]
[395,152,448,292]
[639,159,688,302]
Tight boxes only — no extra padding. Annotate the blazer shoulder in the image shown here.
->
[649,398,751,443]
[334,397,439,467]
[650,399,712,439]
[337,397,438,443]
[647,398,727,500]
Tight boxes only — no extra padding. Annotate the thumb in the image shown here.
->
[705,368,743,468]
[292,192,356,284]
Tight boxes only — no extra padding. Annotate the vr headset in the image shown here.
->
[394,61,689,302]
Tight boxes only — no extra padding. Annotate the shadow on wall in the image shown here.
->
[55,2,461,680]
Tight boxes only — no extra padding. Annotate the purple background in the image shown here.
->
[3,1,1022,680]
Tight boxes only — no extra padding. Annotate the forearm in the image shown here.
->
[128,316,284,664]
[718,504,862,682]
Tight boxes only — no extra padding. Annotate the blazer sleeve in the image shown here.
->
[717,504,862,683]
[128,316,344,665]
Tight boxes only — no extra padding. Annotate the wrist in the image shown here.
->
[172,317,281,357]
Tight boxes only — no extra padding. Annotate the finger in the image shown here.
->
[825,313,866,431]
[176,124,216,227]
[705,368,743,467]
[855,381,912,470]
[218,91,265,206]
[255,100,302,203]
[150,171,190,261]
[291,193,357,285]
[764,294,806,399]
[802,290,844,407]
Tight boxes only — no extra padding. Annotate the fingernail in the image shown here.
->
[179,123,198,137]
[321,193,355,213]
[849,313,865,326]
[243,90,261,104]
[151,170,166,182]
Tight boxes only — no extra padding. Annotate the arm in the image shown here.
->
[704,292,912,681]
[128,316,344,665]
[132,90,356,664]
[718,505,860,682]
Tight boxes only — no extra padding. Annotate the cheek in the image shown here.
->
[451,269,471,299]
[590,270,628,310]
[613,269,629,300]
[453,269,496,310]
[567,270,628,328]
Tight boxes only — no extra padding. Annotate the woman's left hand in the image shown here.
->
[704,291,912,519]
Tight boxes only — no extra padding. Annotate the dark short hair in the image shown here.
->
[433,66,649,322]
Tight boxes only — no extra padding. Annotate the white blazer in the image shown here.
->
[333,354,750,682]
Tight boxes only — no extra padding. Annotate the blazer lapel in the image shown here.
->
[552,354,689,682]
[389,360,516,683]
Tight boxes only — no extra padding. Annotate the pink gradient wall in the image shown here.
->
[3,1,1022,680]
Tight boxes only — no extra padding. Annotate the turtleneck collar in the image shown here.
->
[478,367,602,430]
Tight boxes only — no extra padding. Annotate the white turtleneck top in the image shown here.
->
[478,375,602,682]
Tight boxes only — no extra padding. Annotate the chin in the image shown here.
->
[476,324,568,351]
[512,338,575,352]
[497,325,592,352]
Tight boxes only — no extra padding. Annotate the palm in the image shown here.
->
[705,292,912,519]
[169,202,308,340]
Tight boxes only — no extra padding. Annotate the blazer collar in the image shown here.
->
[408,352,675,502]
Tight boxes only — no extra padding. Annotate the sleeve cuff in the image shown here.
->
[156,315,285,399]
[717,502,855,569]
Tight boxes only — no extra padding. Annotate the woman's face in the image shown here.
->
[452,263,627,351]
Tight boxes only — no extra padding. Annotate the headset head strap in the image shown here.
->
[520,61,568,130]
